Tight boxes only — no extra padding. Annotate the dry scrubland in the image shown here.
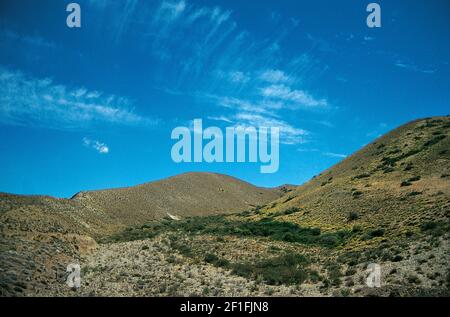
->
[1,116,449,297]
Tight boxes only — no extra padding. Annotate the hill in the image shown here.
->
[1,116,449,297]
[0,172,285,296]
[79,116,449,297]
[72,172,285,227]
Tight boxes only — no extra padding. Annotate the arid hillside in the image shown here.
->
[72,172,285,227]
[260,116,449,235]
[0,173,286,296]
[1,116,449,297]
[76,116,449,297]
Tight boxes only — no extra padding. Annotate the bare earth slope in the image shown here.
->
[263,116,450,234]
[0,173,285,296]
[1,116,448,297]
[72,172,284,227]
[70,116,449,297]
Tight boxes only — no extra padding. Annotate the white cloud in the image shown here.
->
[259,69,291,83]
[83,1,330,146]
[297,148,319,153]
[0,66,157,129]
[394,61,435,74]
[155,0,186,23]
[0,29,57,49]
[322,152,347,158]
[260,84,328,107]
[207,115,233,123]
[216,112,308,145]
[83,137,109,154]
[228,71,250,83]
[216,96,276,115]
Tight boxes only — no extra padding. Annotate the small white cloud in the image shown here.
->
[0,29,57,49]
[83,137,109,154]
[322,152,347,158]
[233,112,308,145]
[259,69,291,83]
[394,61,435,74]
[228,71,250,84]
[363,36,375,41]
[260,84,328,108]
[207,115,233,123]
[297,148,319,153]
[156,0,186,23]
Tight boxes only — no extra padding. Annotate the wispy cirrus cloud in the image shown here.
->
[0,29,57,49]
[86,0,331,145]
[208,110,308,145]
[0,66,157,129]
[322,152,347,158]
[260,84,328,108]
[82,137,109,154]
[394,61,435,74]
[259,69,292,84]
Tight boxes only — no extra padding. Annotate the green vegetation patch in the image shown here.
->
[420,221,449,237]
[101,215,355,248]
[230,253,310,285]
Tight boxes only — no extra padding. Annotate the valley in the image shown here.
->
[1,116,449,297]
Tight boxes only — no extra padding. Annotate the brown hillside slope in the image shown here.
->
[68,116,449,297]
[0,173,284,296]
[72,172,284,227]
[257,116,449,244]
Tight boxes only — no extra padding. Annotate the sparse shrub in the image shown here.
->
[345,278,355,287]
[309,270,320,283]
[383,167,395,173]
[407,175,421,182]
[231,253,309,286]
[446,269,450,289]
[239,210,252,217]
[400,181,412,187]
[423,135,445,147]
[354,173,371,179]
[176,244,192,256]
[362,228,385,240]
[340,288,351,297]
[166,255,176,263]
[404,163,414,171]
[283,196,295,203]
[345,267,356,276]
[352,191,363,198]
[347,211,359,222]
[271,207,300,217]
[420,221,448,237]
[204,253,229,267]
[407,274,421,284]
[326,264,342,287]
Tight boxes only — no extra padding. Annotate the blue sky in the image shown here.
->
[0,0,449,198]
